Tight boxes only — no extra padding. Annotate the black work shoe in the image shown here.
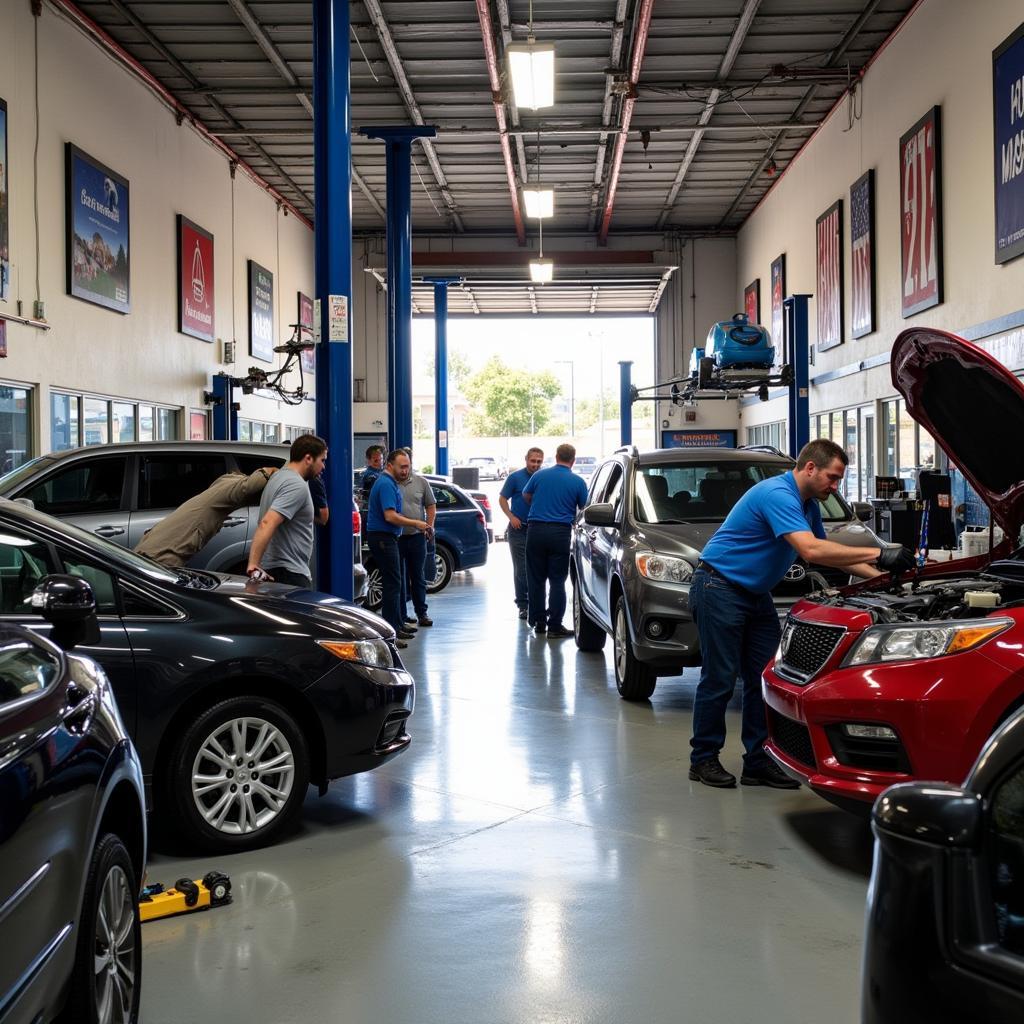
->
[740,761,801,789]
[547,625,573,638]
[532,622,547,634]
[395,639,408,650]
[397,629,416,640]
[417,616,433,627]
[688,757,737,789]
[518,608,529,620]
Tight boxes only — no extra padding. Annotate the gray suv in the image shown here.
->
[570,445,885,701]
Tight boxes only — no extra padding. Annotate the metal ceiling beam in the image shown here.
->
[598,0,655,245]
[494,0,529,184]
[362,0,464,230]
[647,267,676,312]
[719,0,884,227]
[474,0,526,246]
[588,0,629,231]
[655,0,761,229]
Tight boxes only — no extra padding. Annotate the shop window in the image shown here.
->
[112,402,136,443]
[881,400,898,477]
[138,406,154,442]
[51,392,79,452]
[844,413,858,501]
[83,398,110,446]
[190,410,208,441]
[156,407,179,440]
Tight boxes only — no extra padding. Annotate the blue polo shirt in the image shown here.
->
[699,472,827,594]
[366,473,403,535]
[523,464,589,524]
[362,465,382,496]
[500,467,534,521]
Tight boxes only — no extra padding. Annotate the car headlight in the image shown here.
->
[635,552,693,585]
[842,618,1012,666]
[317,638,395,669]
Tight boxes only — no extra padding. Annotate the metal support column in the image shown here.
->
[359,125,437,451]
[209,373,237,442]
[619,360,633,447]
[423,276,460,475]
[314,0,354,599]
[784,294,812,459]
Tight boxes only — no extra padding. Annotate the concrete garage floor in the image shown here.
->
[143,545,872,1024]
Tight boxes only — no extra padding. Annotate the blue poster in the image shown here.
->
[0,98,8,302]
[661,430,737,449]
[248,260,274,362]
[994,23,1024,264]
[65,144,130,312]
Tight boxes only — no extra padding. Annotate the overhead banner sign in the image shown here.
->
[994,23,1024,264]
[661,430,737,449]
[177,215,214,342]
[248,260,274,362]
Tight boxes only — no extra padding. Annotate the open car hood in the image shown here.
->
[891,328,1024,536]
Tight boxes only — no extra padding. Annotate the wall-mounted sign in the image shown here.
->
[815,199,843,351]
[744,279,760,325]
[248,260,274,362]
[0,97,8,303]
[328,294,348,342]
[770,253,785,362]
[661,429,737,449]
[899,106,943,317]
[850,169,875,338]
[298,291,314,373]
[65,143,130,313]
[177,215,214,342]
[994,23,1024,264]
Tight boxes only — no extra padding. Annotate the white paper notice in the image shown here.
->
[328,295,348,343]
[438,430,448,446]
[313,299,322,344]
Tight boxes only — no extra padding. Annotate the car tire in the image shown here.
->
[60,833,141,1024]
[613,598,656,701]
[364,560,383,611]
[167,696,311,853]
[573,581,606,652]
[426,544,454,594]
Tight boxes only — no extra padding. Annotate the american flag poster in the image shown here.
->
[815,199,843,351]
[899,106,943,317]
[770,253,785,360]
[850,170,875,338]
[744,279,760,325]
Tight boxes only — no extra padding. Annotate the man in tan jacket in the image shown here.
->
[135,467,277,567]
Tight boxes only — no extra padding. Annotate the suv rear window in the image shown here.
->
[635,461,788,523]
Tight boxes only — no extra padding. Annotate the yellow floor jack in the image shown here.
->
[139,871,232,923]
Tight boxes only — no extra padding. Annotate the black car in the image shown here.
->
[863,706,1024,1022]
[0,581,145,1024]
[0,498,414,853]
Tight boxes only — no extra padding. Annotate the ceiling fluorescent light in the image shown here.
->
[523,188,554,219]
[507,42,555,110]
[529,259,554,283]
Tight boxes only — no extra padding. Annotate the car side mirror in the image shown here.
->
[31,575,101,649]
[872,782,982,850]
[853,502,874,523]
[584,503,617,527]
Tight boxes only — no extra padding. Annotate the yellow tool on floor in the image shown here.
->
[139,871,232,922]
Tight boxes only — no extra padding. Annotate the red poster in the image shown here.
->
[190,411,208,440]
[743,279,760,325]
[899,107,943,317]
[177,215,215,342]
[298,291,315,374]
[815,199,843,351]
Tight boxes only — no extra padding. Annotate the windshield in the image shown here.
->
[634,461,789,523]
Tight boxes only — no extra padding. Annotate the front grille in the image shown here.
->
[375,711,410,750]
[777,618,845,683]
[769,710,816,769]
[824,724,912,774]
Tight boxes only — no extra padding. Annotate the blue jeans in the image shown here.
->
[366,531,402,633]
[689,567,781,769]
[506,524,529,609]
[398,532,428,618]
[526,521,571,628]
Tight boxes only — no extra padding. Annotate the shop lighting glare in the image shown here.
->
[529,259,554,283]
[507,42,556,109]
[523,188,554,219]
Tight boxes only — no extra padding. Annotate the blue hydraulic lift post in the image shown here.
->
[359,126,437,451]
[619,361,634,447]
[783,294,812,459]
[313,0,354,600]
[422,276,461,475]
[209,373,237,442]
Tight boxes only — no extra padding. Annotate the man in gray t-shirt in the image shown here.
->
[247,434,328,588]
[398,465,436,627]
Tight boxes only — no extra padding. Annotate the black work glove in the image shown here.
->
[876,545,916,573]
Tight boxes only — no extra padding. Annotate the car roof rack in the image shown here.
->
[614,444,639,458]
[737,444,790,459]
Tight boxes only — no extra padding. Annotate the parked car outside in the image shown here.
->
[0,497,414,853]
[0,593,146,1024]
[0,441,367,601]
[862,706,1024,1022]
[462,455,507,480]
[570,444,887,700]
[572,456,599,481]
[763,329,1024,814]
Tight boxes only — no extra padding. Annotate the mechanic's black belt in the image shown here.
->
[695,561,751,594]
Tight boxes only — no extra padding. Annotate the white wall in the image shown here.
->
[0,2,315,453]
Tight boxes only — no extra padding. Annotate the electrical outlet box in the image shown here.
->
[223,339,236,364]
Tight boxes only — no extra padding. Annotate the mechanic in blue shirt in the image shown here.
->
[499,446,544,620]
[689,438,915,789]
[360,444,385,504]
[365,449,430,647]
[522,443,590,638]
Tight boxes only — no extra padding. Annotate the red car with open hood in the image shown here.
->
[763,328,1024,812]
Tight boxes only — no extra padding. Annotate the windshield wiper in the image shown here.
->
[651,518,691,525]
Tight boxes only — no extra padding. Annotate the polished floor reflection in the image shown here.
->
[143,546,870,1024]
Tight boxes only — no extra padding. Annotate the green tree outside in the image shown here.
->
[463,357,562,436]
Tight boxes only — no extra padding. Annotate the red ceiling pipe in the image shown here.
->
[598,0,655,245]
[474,0,526,246]
[48,0,311,226]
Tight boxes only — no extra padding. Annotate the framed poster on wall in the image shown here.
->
[248,260,274,362]
[994,24,1024,264]
[770,253,785,359]
[65,144,130,313]
[0,97,8,302]
[850,169,875,338]
[815,199,843,351]
[899,106,943,316]
[298,291,315,374]
[743,279,760,325]
[177,215,214,342]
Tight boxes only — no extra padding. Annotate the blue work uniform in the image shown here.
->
[365,473,404,632]
[500,466,535,610]
[522,465,589,523]
[500,467,533,522]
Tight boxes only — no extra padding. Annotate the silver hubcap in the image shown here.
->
[191,717,295,835]
[573,586,580,635]
[614,608,628,680]
[433,554,447,583]
[93,864,137,1024]
[367,567,383,608]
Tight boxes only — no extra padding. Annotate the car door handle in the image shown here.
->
[223,517,246,528]
[93,525,125,538]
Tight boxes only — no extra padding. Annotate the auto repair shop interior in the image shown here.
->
[2,2,1024,1023]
